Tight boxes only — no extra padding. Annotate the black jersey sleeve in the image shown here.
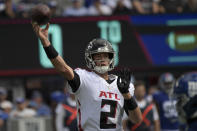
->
[124,102,129,116]
[67,71,80,93]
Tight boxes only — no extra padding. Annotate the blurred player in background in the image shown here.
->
[50,91,65,131]
[32,23,142,131]
[56,92,78,131]
[54,82,78,131]
[153,73,179,131]
[123,80,160,131]
[173,72,197,131]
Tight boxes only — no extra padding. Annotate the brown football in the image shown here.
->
[31,4,51,25]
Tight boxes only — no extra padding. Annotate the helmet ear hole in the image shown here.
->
[91,54,95,61]
[108,53,114,59]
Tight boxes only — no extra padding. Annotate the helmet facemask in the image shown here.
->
[94,53,114,74]
[85,52,114,74]
[159,73,175,96]
[162,82,174,96]
[85,38,115,74]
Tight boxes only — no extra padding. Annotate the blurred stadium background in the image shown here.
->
[0,0,197,130]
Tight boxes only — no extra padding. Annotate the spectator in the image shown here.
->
[0,88,7,103]
[46,0,72,16]
[153,73,180,131]
[20,0,40,3]
[31,91,51,116]
[0,88,13,130]
[0,0,5,12]
[0,0,15,18]
[0,109,8,130]
[1,101,13,115]
[84,0,94,8]
[113,0,132,15]
[123,80,160,131]
[183,0,197,13]
[16,0,40,18]
[62,0,88,17]
[47,1,58,17]
[27,100,37,110]
[0,88,12,106]
[159,0,185,13]
[132,0,160,14]
[81,0,133,11]
[103,0,132,10]
[0,101,13,130]
[88,0,112,16]
[10,97,36,118]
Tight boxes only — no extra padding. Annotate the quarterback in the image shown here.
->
[32,23,142,131]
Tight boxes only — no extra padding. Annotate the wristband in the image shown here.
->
[124,97,138,110]
[44,45,58,59]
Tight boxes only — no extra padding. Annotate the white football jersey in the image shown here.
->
[68,68,134,131]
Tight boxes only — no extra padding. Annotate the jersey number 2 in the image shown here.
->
[100,99,117,129]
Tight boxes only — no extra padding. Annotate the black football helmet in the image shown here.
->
[85,38,115,74]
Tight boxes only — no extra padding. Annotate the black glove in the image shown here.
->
[117,68,131,94]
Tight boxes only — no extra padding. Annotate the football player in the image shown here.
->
[32,23,142,131]
[153,73,180,131]
[174,72,197,131]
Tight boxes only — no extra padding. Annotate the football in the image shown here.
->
[31,4,51,25]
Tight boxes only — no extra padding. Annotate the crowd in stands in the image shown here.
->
[0,0,197,19]
[0,88,52,130]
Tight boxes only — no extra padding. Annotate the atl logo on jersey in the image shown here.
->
[99,91,120,100]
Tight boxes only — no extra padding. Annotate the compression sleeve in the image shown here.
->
[124,103,129,116]
[67,71,80,93]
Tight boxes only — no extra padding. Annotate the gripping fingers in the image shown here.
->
[45,23,50,30]
[32,23,41,36]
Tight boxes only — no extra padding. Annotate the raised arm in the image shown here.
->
[32,23,74,80]
[117,69,142,124]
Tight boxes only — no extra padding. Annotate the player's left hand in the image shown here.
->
[117,68,131,94]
